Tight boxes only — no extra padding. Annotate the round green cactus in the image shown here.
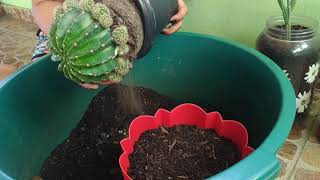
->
[99,14,113,28]
[63,0,79,10]
[108,72,123,83]
[112,25,129,45]
[115,57,131,76]
[92,3,113,28]
[51,54,62,62]
[53,6,65,20]
[79,0,94,12]
[49,0,131,84]
[92,3,109,20]
[118,44,130,56]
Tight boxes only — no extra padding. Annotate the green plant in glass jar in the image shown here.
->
[256,0,320,120]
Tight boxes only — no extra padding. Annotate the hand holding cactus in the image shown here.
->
[49,0,132,89]
[48,0,186,89]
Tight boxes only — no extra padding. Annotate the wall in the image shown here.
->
[181,0,320,47]
[2,0,320,48]
[0,0,31,9]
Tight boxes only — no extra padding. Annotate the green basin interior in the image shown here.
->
[0,32,296,180]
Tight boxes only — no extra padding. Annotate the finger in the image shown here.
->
[80,83,99,90]
[171,0,188,22]
[99,80,116,85]
[162,21,183,35]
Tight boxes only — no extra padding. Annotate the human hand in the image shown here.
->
[162,0,188,35]
[79,62,133,90]
[79,80,116,90]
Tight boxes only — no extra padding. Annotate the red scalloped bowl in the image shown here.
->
[119,103,254,180]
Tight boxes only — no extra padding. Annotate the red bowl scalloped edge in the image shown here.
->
[119,103,254,180]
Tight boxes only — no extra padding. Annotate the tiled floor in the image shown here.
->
[0,15,37,68]
[0,15,320,179]
[276,86,320,179]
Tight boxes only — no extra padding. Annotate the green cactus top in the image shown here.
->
[49,0,132,84]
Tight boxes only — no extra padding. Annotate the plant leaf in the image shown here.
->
[277,0,289,26]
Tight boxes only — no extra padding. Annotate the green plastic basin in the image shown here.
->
[0,32,296,180]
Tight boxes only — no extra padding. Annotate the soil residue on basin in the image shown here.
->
[38,84,239,180]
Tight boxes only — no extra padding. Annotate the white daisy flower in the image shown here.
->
[296,90,312,113]
[304,63,320,84]
[283,70,290,80]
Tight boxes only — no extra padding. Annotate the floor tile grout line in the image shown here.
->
[1,28,36,39]
[287,139,308,179]
[287,115,319,179]
[0,26,36,39]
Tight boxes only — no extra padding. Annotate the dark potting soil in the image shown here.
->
[38,84,233,180]
[38,84,180,180]
[275,24,309,30]
[128,125,240,180]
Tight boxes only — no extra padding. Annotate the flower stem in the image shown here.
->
[286,0,292,40]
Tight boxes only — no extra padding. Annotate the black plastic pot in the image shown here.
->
[135,0,179,58]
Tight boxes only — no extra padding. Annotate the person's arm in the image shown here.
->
[32,0,64,35]
[162,0,188,35]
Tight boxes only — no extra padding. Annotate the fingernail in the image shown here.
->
[101,80,112,84]
[165,23,173,29]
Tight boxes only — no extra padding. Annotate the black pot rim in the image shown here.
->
[135,0,157,58]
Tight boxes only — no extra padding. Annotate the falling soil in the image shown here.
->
[128,125,240,180]
[38,84,239,180]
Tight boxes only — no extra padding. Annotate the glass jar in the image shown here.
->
[256,16,320,120]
